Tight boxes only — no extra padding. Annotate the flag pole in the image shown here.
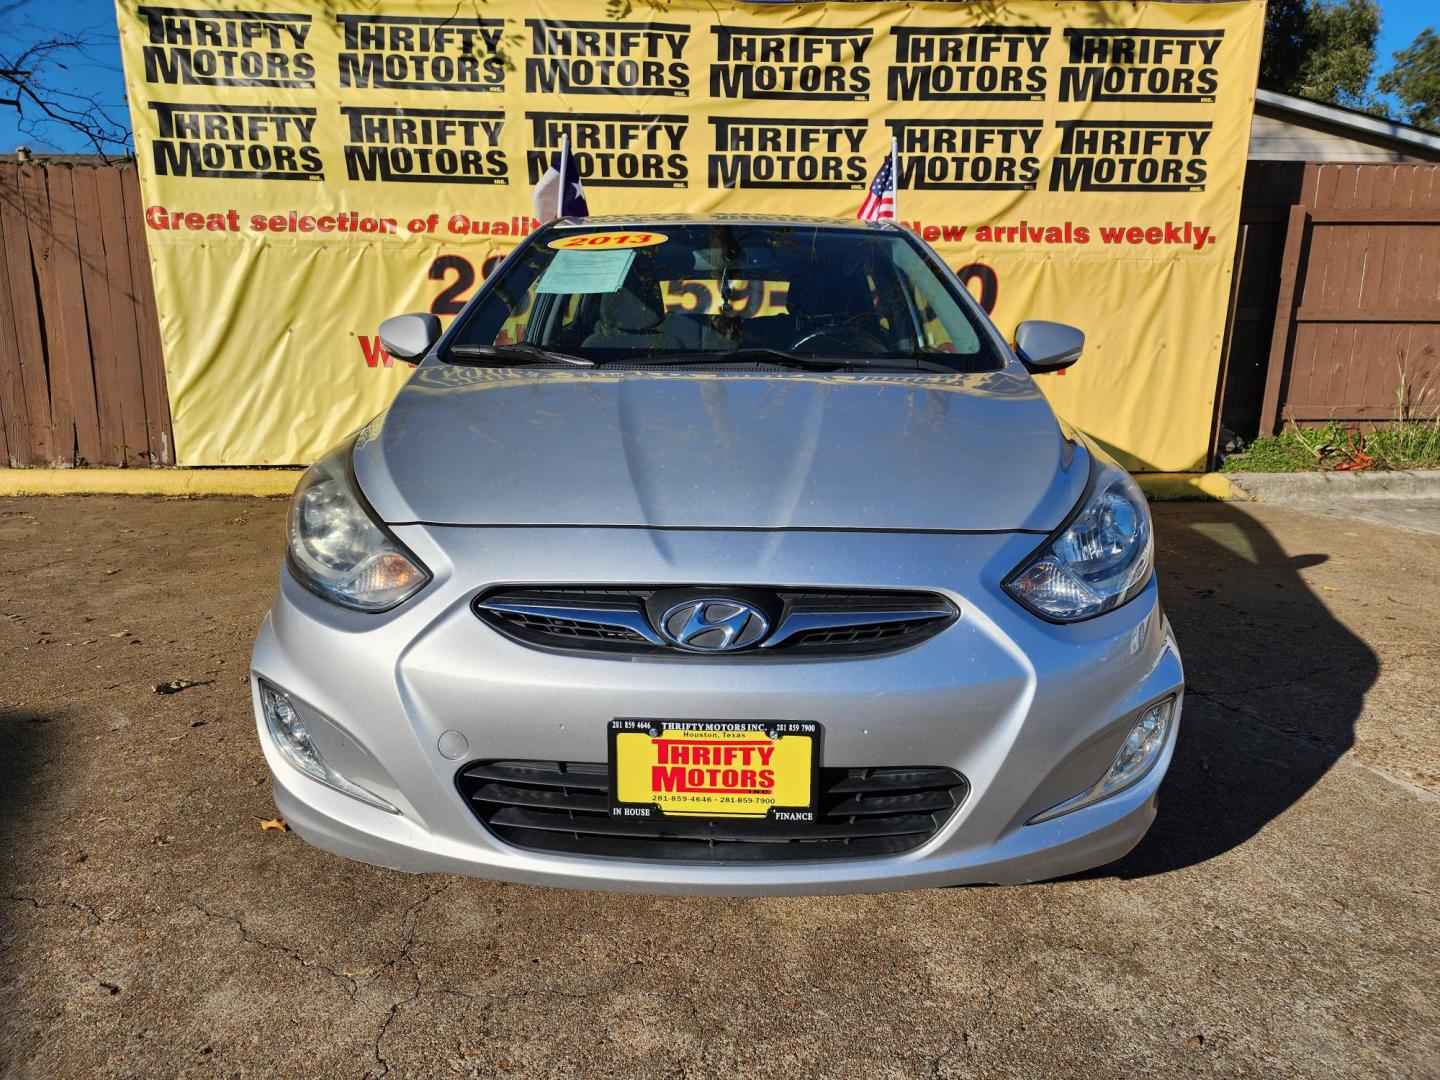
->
[557,133,570,221]
[890,136,899,222]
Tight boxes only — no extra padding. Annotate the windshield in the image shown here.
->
[447,223,1005,372]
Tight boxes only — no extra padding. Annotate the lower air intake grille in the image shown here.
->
[474,587,958,657]
[456,760,968,862]
[787,617,943,649]
[498,610,651,645]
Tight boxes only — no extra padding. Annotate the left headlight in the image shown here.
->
[286,438,430,612]
[1004,461,1153,622]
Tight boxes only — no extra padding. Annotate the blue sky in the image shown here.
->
[0,0,1434,152]
[2,0,130,152]
[1376,0,1428,59]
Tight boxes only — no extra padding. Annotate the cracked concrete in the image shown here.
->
[1,496,1437,1077]
[190,901,363,1000]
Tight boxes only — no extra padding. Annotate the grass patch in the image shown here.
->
[1222,420,1440,473]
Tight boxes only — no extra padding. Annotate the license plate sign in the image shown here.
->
[608,720,821,821]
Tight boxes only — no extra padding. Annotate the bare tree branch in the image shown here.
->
[1,2,132,157]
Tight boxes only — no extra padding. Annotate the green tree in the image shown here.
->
[1260,0,1380,110]
[1378,29,1440,132]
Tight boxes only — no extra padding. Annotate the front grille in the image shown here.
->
[457,760,968,862]
[474,586,957,658]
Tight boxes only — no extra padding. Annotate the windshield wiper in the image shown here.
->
[448,343,594,368]
[628,348,959,374]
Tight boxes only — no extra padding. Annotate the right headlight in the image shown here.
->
[286,437,430,612]
[1004,462,1153,622]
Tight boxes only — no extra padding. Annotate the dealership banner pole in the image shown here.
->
[890,136,899,219]
[557,133,569,221]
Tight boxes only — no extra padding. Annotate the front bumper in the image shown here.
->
[251,525,1183,896]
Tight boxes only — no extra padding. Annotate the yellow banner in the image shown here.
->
[116,0,1263,470]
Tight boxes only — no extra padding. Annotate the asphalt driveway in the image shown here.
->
[1,495,1436,1077]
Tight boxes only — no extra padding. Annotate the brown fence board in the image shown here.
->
[121,166,172,464]
[1394,164,1416,209]
[1357,219,1387,315]
[1377,203,1409,317]
[1420,166,1440,208]
[0,169,52,464]
[1330,324,1353,411]
[1371,164,1394,211]
[1337,226,1369,333]
[1313,162,1338,211]
[18,163,76,460]
[71,167,124,465]
[95,167,153,465]
[0,183,33,465]
[45,167,106,464]
[1259,203,1310,435]
[1353,165,1376,210]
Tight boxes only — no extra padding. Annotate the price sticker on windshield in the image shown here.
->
[549,232,668,251]
[536,249,636,294]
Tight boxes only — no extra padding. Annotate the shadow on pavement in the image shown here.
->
[1100,502,1379,878]
[0,711,54,891]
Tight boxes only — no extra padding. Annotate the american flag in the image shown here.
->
[857,156,896,222]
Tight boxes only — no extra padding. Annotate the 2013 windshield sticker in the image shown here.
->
[549,231,668,250]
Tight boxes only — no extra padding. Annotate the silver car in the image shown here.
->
[251,216,1182,895]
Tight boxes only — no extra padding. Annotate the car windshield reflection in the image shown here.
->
[446,222,1005,373]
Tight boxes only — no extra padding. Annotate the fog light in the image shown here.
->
[1028,696,1175,824]
[1099,699,1171,796]
[258,680,397,813]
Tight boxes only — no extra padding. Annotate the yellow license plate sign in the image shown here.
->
[608,720,820,821]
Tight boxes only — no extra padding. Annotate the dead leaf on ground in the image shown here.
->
[153,679,211,695]
[259,817,290,833]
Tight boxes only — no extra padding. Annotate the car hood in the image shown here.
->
[353,365,1088,532]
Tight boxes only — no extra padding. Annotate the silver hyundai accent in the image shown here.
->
[251,215,1182,895]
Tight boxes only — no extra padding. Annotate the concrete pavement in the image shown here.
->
[0,496,1435,1077]
[1226,470,1440,535]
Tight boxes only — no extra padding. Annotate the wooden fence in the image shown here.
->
[1250,162,1440,435]
[1213,163,1304,450]
[0,161,172,467]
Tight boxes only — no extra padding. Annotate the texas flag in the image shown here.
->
[532,136,590,224]
[857,153,896,223]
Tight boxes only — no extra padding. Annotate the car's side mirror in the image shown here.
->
[378,313,442,360]
[1014,320,1084,374]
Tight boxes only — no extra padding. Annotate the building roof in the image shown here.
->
[1252,89,1440,163]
